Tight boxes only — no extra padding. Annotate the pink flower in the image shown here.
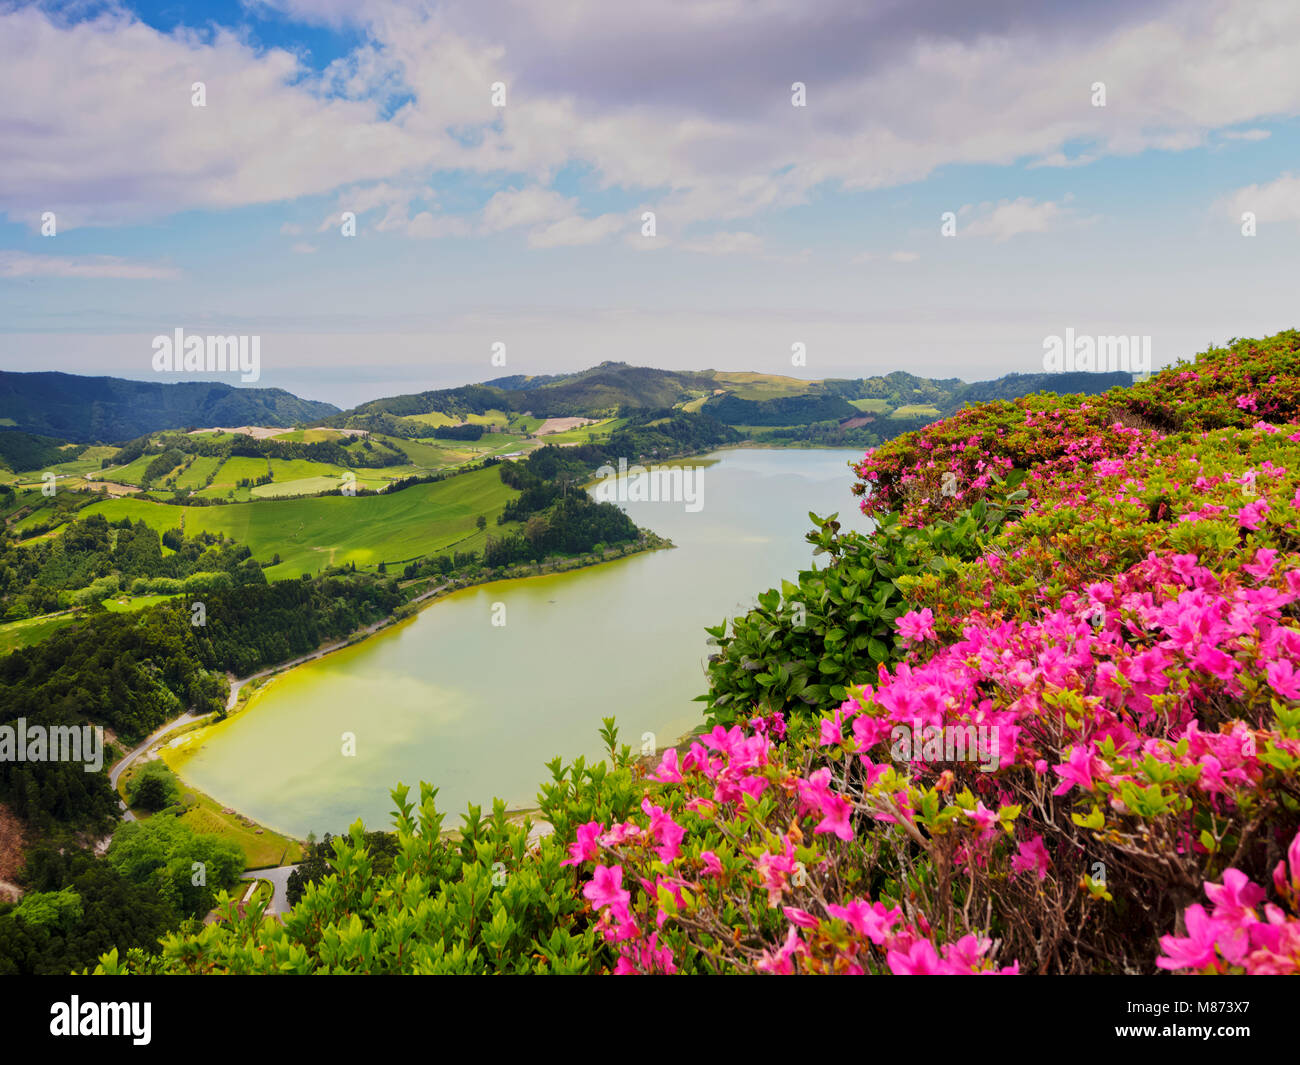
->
[756,926,807,974]
[826,899,899,945]
[896,608,938,643]
[584,864,631,917]
[1052,746,1095,796]
[887,939,944,975]
[648,748,682,783]
[1266,659,1300,700]
[1242,548,1278,580]
[641,798,686,865]
[1011,835,1050,881]
[798,768,855,841]
[1157,904,1222,971]
[1274,830,1300,900]
[1203,869,1265,964]
[562,821,604,867]
[819,714,845,747]
[698,850,723,878]
[964,801,998,838]
[1236,499,1270,531]
[783,907,820,929]
[756,841,798,905]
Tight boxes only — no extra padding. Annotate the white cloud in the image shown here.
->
[527,213,627,248]
[6,0,1300,243]
[1027,152,1097,169]
[0,6,443,230]
[0,252,179,279]
[1221,172,1300,224]
[291,242,318,254]
[958,198,1071,241]
[889,250,921,263]
[1221,128,1272,141]
[481,188,572,232]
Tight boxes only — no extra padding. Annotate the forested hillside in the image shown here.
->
[0,371,338,443]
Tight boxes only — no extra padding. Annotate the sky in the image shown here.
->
[1,0,1299,408]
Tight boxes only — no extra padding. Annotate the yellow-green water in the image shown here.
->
[168,448,870,837]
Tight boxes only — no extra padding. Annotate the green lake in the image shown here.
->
[168,448,871,837]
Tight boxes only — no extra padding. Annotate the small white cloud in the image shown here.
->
[1220,172,1300,224]
[1027,152,1096,169]
[482,187,572,233]
[1221,128,1271,141]
[527,212,627,248]
[291,242,318,254]
[0,251,179,279]
[958,197,1068,241]
[890,250,920,263]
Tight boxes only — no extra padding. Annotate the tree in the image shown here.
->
[107,813,243,918]
[125,761,180,812]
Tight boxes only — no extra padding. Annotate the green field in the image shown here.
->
[100,453,160,487]
[0,611,76,655]
[710,371,816,400]
[194,455,273,500]
[81,463,520,577]
[389,437,475,467]
[849,398,890,413]
[177,791,303,869]
[251,475,340,499]
[890,404,942,419]
[174,455,223,489]
[1,445,118,482]
[537,417,624,445]
[102,593,184,613]
[404,408,512,429]
[271,428,350,444]
[6,491,73,535]
[401,409,543,435]
[268,458,345,481]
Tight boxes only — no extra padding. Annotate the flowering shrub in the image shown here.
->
[562,332,1300,974]
[1157,830,1300,974]
[701,500,1021,726]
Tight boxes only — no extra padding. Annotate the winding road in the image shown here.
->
[106,711,206,824]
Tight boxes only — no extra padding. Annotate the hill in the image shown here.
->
[326,361,1136,439]
[0,371,338,444]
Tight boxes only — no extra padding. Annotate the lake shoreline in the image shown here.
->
[154,447,866,846]
[159,530,678,844]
